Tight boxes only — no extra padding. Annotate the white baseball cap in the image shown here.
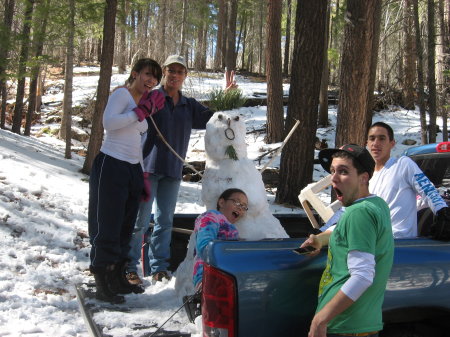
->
[163,55,187,69]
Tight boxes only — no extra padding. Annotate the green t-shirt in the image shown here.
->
[316,196,394,334]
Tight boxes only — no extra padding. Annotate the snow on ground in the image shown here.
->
[0,66,446,336]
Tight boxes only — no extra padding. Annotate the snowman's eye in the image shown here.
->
[218,114,223,120]
[234,116,239,121]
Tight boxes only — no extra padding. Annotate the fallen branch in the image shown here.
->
[259,119,301,173]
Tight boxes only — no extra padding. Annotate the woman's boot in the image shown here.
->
[93,269,125,304]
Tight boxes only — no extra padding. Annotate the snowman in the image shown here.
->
[175,111,288,299]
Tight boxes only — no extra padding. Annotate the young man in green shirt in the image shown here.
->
[301,144,394,337]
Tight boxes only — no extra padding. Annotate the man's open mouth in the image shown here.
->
[334,187,343,201]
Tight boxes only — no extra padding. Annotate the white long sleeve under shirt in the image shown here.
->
[100,88,148,165]
[341,250,375,301]
[369,156,447,238]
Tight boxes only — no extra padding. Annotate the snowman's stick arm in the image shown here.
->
[259,119,301,173]
[148,115,203,178]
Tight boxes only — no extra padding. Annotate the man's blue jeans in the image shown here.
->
[127,173,181,274]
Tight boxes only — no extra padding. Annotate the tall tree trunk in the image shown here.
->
[221,0,228,68]
[59,0,75,143]
[403,0,416,110]
[63,0,75,159]
[427,0,437,143]
[225,0,238,71]
[283,0,292,76]
[438,0,449,141]
[318,1,331,128]
[25,0,50,136]
[214,0,225,70]
[276,0,327,206]
[240,16,248,70]
[180,0,188,56]
[258,0,264,74]
[194,22,206,70]
[117,0,127,74]
[97,38,102,63]
[413,0,428,144]
[330,0,340,85]
[235,11,246,66]
[365,0,382,133]
[265,0,284,144]
[12,0,35,134]
[158,1,167,62]
[335,0,379,147]
[201,22,208,69]
[82,0,118,174]
[0,0,16,129]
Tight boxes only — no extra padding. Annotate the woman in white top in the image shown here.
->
[88,58,165,303]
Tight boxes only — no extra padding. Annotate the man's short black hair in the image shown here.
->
[331,151,367,177]
[369,122,394,141]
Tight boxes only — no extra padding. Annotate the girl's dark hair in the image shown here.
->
[216,188,247,210]
[126,58,162,86]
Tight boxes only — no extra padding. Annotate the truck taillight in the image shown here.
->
[202,264,236,337]
[437,142,450,152]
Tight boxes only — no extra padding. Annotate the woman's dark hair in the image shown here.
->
[126,58,162,86]
[216,188,247,210]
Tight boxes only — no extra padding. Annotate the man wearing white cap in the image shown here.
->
[127,55,213,283]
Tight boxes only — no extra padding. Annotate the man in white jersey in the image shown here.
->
[367,122,448,238]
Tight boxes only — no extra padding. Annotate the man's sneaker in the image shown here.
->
[126,272,143,285]
[151,271,171,282]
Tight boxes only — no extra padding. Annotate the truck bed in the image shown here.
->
[203,238,450,337]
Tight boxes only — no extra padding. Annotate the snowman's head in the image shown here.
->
[205,111,247,161]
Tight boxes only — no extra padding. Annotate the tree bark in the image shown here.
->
[365,0,382,133]
[438,0,449,141]
[225,0,238,71]
[283,0,292,76]
[265,0,284,143]
[335,0,379,147]
[0,0,16,129]
[427,0,437,143]
[413,0,428,144]
[318,2,331,128]
[402,0,416,110]
[214,0,226,70]
[63,0,75,159]
[117,0,127,74]
[158,1,167,62]
[258,0,264,74]
[221,0,228,68]
[276,0,327,206]
[25,0,50,136]
[82,0,118,174]
[12,0,35,134]
[330,0,340,85]
[240,15,248,70]
[180,0,188,56]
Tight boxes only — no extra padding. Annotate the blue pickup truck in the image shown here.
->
[198,142,450,337]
